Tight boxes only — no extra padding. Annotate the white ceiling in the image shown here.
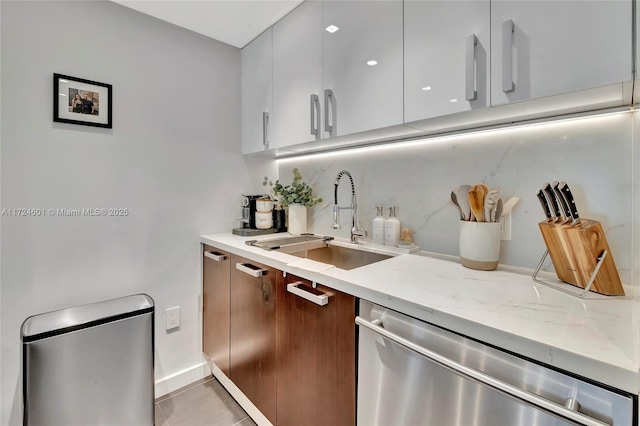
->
[111,0,304,48]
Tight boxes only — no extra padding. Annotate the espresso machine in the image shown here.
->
[232,195,285,236]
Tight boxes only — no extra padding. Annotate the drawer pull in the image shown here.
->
[236,262,265,278]
[310,94,320,137]
[324,88,335,137]
[502,19,515,93]
[204,251,226,262]
[287,281,329,306]
[465,33,478,101]
[262,112,270,147]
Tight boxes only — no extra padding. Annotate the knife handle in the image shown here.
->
[542,182,562,219]
[536,190,553,220]
[559,182,580,222]
[552,182,572,219]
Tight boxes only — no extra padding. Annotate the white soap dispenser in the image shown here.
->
[372,205,386,245]
[385,206,400,247]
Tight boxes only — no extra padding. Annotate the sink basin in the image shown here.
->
[290,245,392,270]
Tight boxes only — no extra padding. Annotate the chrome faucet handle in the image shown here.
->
[355,220,367,235]
[350,223,367,243]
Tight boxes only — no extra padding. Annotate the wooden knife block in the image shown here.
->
[538,219,624,296]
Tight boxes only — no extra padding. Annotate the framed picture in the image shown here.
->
[53,73,112,128]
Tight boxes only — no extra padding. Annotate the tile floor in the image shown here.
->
[155,376,257,426]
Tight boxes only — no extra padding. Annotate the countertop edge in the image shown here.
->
[201,234,639,394]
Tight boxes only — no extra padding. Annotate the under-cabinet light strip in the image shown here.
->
[276,106,634,163]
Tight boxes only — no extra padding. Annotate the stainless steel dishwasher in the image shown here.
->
[21,294,154,426]
[356,300,635,426]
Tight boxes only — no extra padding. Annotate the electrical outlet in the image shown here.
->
[500,210,511,241]
[165,307,180,331]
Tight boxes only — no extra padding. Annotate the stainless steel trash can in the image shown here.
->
[21,294,154,426]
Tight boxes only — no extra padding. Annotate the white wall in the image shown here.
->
[0,1,273,424]
[280,112,635,284]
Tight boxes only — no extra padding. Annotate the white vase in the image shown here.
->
[287,204,307,235]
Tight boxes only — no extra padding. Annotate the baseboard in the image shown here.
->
[210,361,273,426]
[155,361,211,398]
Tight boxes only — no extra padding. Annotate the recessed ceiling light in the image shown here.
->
[325,25,339,33]
[421,86,432,91]
[450,99,458,103]
[367,60,378,66]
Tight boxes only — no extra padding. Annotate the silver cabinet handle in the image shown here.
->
[262,112,269,147]
[324,88,335,137]
[502,19,515,93]
[355,316,609,426]
[236,262,265,278]
[287,282,328,306]
[310,94,320,137]
[465,34,478,101]
[204,251,226,262]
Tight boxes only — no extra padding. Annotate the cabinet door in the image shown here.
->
[241,29,272,154]
[633,3,640,105]
[404,0,490,123]
[276,274,355,426]
[272,0,323,149]
[202,246,230,376]
[322,0,403,138]
[229,255,277,424]
[490,0,632,106]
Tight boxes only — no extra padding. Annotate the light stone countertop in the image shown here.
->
[201,233,640,395]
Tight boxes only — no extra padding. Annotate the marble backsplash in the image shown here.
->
[278,112,636,285]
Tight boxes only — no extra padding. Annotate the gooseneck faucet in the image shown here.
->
[332,170,367,243]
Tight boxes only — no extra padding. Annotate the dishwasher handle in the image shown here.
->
[355,316,609,426]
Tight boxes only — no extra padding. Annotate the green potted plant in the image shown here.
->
[263,168,322,234]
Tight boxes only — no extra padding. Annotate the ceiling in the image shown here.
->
[111,0,304,48]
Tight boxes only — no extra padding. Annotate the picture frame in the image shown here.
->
[53,73,112,128]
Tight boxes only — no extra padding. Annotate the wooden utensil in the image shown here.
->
[467,185,485,222]
[501,197,519,218]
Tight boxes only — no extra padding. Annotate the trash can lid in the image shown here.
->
[21,293,154,342]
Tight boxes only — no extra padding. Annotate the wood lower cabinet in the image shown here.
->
[203,246,356,425]
[202,245,231,376]
[276,273,356,426]
[230,254,277,424]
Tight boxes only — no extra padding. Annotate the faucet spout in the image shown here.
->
[333,170,367,243]
[332,205,341,230]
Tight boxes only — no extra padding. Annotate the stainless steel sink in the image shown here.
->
[290,245,392,270]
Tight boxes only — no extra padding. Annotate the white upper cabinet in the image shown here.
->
[404,0,490,123]
[491,0,632,106]
[633,4,640,105]
[241,29,273,154]
[272,0,323,149]
[322,0,404,138]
